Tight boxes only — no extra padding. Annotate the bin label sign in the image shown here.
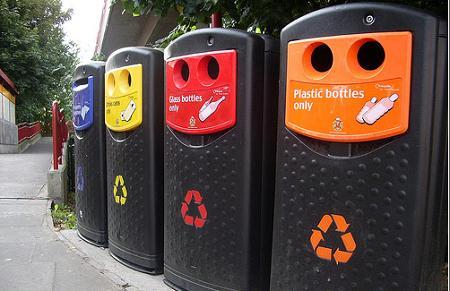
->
[113,175,127,205]
[181,190,207,229]
[105,64,143,132]
[310,214,356,265]
[76,166,84,192]
[73,76,94,131]
[286,80,408,141]
[285,31,412,142]
[166,50,237,135]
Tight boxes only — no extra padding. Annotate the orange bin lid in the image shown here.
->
[285,31,412,142]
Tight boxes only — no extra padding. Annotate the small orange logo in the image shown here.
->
[332,117,344,131]
[310,214,356,264]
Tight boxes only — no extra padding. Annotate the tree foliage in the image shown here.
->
[0,0,78,129]
[91,52,107,62]
[118,0,447,47]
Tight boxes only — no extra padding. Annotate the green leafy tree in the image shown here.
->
[0,0,78,131]
[118,0,447,47]
[91,52,107,62]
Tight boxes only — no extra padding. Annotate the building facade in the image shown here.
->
[95,0,178,58]
[0,67,18,146]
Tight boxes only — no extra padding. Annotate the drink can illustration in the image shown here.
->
[120,99,136,122]
[105,47,164,274]
[363,93,398,125]
[356,97,377,123]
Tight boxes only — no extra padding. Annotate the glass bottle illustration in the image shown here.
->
[199,96,226,122]
[356,97,377,124]
[363,93,399,125]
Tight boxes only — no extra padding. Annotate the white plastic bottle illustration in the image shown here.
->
[199,96,226,122]
[363,93,399,125]
[356,97,377,124]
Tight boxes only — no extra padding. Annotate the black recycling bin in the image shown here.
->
[164,29,279,291]
[105,47,164,274]
[73,61,108,246]
[271,3,447,291]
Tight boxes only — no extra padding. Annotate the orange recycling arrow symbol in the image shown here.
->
[310,214,356,264]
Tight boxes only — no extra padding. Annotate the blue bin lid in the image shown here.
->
[73,76,94,130]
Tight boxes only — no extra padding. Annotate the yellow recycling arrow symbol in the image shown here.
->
[113,175,127,205]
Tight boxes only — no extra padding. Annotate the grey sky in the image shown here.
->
[62,0,104,62]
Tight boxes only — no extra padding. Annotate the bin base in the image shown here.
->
[163,278,186,291]
[109,241,162,275]
[77,226,108,247]
[164,265,231,291]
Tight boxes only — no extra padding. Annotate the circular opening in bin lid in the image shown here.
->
[357,41,385,71]
[181,63,189,81]
[106,73,115,96]
[207,57,219,80]
[302,42,333,80]
[311,44,333,72]
[197,56,220,86]
[347,38,385,79]
[119,69,131,93]
[173,59,189,88]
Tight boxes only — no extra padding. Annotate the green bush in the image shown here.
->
[51,192,77,230]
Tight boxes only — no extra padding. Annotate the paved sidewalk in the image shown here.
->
[0,138,121,291]
[0,138,51,199]
[59,230,171,291]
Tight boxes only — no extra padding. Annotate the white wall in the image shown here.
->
[0,93,3,120]
[0,92,15,124]
[10,101,15,124]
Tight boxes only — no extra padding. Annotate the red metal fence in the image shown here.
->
[52,101,68,170]
[17,122,41,144]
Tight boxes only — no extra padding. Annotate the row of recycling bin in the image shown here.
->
[72,3,447,291]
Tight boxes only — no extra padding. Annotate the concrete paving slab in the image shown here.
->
[0,225,53,243]
[60,229,172,291]
[0,139,123,290]
[0,183,46,198]
[0,137,51,199]
[0,262,55,291]
[28,224,121,290]
[0,213,45,226]
[0,200,47,226]
[0,241,35,264]
[52,260,120,291]
[0,199,48,213]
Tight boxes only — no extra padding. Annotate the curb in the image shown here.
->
[44,199,139,290]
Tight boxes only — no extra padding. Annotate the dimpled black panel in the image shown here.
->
[75,130,107,240]
[73,63,107,245]
[106,127,154,260]
[105,47,164,272]
[271,4,447,290]
[164,128,245,289]
[163,29,279,291]
[271,130,415,290]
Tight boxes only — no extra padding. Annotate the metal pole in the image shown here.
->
[211,12,222,28]
[52,101,59,170]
